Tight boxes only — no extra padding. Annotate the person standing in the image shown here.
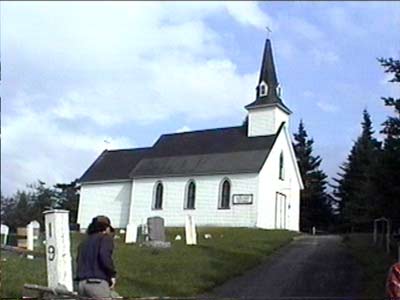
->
[76,216,117,298]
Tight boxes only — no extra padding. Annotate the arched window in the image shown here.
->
[279,152,285,180]
[153,182,163,210]
[219,179,231,209]
[185,180,196,209]
[259,82,268,97]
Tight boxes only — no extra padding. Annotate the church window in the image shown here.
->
[153,181,163,210]
[279,152,285,180]
[184,180,196,209]
[219,179,231,209]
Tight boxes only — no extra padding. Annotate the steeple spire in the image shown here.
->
[258,39,278,88]
[245,38,291,114]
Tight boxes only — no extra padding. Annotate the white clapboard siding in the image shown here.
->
[128,174,259,227]
[77,181,132,229]
[248,106,289,137]
[257,126,301,231]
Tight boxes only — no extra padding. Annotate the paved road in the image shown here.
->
[209,235,362,298]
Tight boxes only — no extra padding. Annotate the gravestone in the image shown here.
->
[1,224,9,245]
[125,222,138,244]
[26,223,33,259]
[29,220,41,238]
[147,217,166,242]
[143,217,170,248]
[185,215,197,245]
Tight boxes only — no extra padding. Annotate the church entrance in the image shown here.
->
[275,192,287,229]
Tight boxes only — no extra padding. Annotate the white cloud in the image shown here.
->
[2,2,269,195]
[176,126,191,133]
[2,94,133,195]
[225,2,275,30]
[317,101,339,113]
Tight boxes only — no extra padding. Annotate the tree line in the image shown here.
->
[1,180,79,231]
[1,55,398,233]
[294,55,400,232]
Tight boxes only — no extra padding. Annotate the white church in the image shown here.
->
[77,39,304,231]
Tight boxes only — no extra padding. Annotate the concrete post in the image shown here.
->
[43,209,73,291]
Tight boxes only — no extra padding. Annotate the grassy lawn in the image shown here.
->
[343,233,398,298]
[1,227,298,298]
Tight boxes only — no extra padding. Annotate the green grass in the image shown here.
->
[1,227,298,298]
[343,233,397,298]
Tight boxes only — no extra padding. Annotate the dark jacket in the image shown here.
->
[76,233,116,285]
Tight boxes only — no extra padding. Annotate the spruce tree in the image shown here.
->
[376,57,400,221]
[333,110,381,230]
[293,120,333,232]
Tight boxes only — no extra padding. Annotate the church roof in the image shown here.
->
[245,39,291,114]
[79,147,150,183]
[79,125,280,183]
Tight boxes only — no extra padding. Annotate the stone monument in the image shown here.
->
[143,217,170,248]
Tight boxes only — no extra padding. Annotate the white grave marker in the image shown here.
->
[125,223,138,244]
[185,215,197,245]
[27,222,34,259]
[1,224,9,245]
[43,209,73,291]
[30,220,41,238]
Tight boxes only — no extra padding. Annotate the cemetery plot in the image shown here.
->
[1,228,297,298]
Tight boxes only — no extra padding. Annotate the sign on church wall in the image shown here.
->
[232,194,253,205]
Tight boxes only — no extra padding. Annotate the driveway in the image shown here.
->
[209,235,362,298]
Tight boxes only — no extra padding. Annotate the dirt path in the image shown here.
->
[209,235,362,298]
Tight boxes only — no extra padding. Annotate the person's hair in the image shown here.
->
[86,218,109,235]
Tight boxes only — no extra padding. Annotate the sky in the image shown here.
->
[2,1,400,196]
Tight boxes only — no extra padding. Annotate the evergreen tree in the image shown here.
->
[293,120,333,231]
[1,194,17,229]
[28,180,59,226]
[333,110,381,230]
[376,57,400,221]
[55,179,80,224]
[2,191,34,230]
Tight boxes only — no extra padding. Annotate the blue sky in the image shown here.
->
[2,1,400,196]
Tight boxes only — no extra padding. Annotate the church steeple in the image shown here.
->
[258,38,278,90]
[245,39,292,137]
[245,39,291,114]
